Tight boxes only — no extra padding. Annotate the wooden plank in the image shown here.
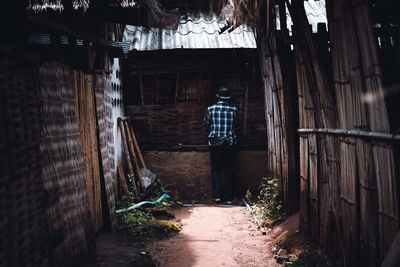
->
[74,71,104,233]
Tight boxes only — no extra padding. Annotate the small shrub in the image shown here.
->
[251,177,284,225]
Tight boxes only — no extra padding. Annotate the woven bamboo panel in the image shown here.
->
[126,98,266,150]
[95,74,117,229]
[39,62,93,266]
[0,47,49,267]
[287,1,400,266]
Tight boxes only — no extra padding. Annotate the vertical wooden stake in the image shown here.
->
[174,72,180,105]
[198,72,202,103]
[243,84,249,138]
[139,68,144,105]
[156,76,159,104]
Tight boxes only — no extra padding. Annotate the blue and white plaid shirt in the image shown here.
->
[204,101,238,145]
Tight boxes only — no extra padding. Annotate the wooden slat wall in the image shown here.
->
[125,56,266,150]
[74,71,104,233]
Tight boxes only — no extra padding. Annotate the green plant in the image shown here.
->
[152,178,168,198]
[245,189,252,202]
[251,177,284,222]
[118,208,154,227]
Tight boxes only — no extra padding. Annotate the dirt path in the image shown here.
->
[148,205,280,267]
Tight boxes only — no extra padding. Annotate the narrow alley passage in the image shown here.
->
[149,205,279,267]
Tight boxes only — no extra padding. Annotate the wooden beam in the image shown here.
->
[28,15,110,47]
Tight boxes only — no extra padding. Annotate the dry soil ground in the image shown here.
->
[148,204,280,267]
[93,204,336,267]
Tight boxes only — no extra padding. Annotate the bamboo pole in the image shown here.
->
[117,117,135,178]
[123,119,145,190]
[126,119,147,169]
[117,162,133,202]
[298,128,400,141]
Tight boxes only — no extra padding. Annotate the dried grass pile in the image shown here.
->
[219,0,268,28]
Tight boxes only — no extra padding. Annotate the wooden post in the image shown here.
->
[243,84,249,138]
[139,68,144,105]
[174,72,180,105]
[156,75,159,104]
[198,72,201,103]
[279,0,287,31]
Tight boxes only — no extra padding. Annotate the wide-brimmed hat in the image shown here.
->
[218,86,231,100]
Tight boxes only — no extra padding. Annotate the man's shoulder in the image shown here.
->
[207,104,220,110]
[207,103,237,111]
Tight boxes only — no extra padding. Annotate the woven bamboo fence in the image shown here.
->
[257,4,299,215]
[40,62,94,266]
[126,71,266,150]
[325,1,398,265]
[94,73,117,229]
[0,46,49,267]
[272,0,400,265]
[73,71,104,233]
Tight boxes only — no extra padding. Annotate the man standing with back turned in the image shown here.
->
[204,86,238,204]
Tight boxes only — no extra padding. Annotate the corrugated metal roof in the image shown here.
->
[123,11,257,51]
[29,32,130,54]
[276,0,327,33]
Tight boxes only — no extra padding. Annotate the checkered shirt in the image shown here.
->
[204,101,238,145]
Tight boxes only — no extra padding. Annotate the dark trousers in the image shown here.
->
[210,142,236,200]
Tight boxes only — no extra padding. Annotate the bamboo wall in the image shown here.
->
[0,46,49,267]
[40,62,94,266]
[259,1,400,266]
[95,73,118,229]
[257,7,300,215]
[0,43,122,265]
[124,49,266,151]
